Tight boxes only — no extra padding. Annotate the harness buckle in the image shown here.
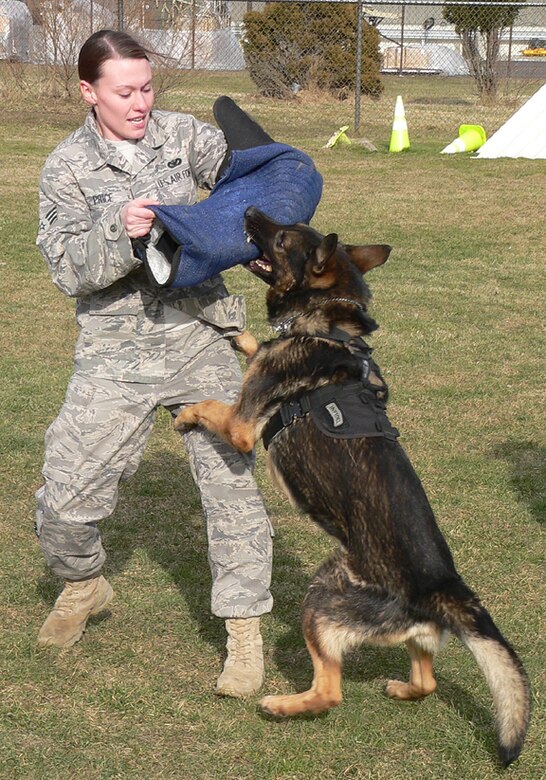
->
[280,400,302,427]
[279,395,312,427]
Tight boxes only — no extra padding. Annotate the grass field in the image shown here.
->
[0,79,544,779]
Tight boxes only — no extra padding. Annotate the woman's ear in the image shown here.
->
[80,80,97,106]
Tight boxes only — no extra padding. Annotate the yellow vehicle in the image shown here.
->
[522,38,546,56]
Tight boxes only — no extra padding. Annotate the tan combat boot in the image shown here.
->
[38,575,114,648]
[215,617,264,698]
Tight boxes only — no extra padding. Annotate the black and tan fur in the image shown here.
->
[175,207,530,767]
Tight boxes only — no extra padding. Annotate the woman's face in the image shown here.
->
[80,56,154,141]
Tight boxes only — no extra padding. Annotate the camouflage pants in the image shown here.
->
[35,328,273,618]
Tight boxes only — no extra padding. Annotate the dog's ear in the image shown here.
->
[345,244,391,274]
[312,233,339,274]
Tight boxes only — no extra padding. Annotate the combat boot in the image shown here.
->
[38,575,113,648]
[215,617,264,697]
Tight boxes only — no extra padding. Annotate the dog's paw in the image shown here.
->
[386,679,409,700]
[260,694,289,717]
[230,429,255,453]
[232,330,259,359]
[260,690,340,717]
[173,407,199,431]
[386,678,435,700]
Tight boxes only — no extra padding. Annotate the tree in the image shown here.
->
[443,1,522,101]
[242,2,382,100]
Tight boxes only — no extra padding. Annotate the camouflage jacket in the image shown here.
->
[37,109,247,383]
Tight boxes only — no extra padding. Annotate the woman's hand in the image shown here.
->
[121,198,160,238]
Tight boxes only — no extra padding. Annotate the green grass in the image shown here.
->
[156,71,541,148]
[0,80,544,779]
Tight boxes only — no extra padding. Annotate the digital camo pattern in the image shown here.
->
[37,109,237,384]
[37,109,227,297]
[73,286,248,383]
[36,328,273,618]
[35,108,272,616]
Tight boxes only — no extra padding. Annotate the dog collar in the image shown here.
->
[272,297,367,336]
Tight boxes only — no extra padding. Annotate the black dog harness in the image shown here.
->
[262,331,400,450]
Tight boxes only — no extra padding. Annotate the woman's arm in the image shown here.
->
[188,117,228,191]
[36,155,145,298]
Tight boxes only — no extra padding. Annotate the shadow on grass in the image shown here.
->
[34,442,499,760]
[36,443,312,656]
[259,637,497,760]
[494,439,545,524]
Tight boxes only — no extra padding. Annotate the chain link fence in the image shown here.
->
[1,0,545,136]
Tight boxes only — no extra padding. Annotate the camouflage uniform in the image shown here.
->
[35,109,273,618]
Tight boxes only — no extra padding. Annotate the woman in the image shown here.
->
[35,29,273,698]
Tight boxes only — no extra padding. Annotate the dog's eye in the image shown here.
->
[276,232,286,249]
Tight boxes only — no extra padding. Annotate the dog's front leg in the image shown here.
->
[231,330,259,359]
[174,401,257,453]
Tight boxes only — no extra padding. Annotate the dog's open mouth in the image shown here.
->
[245,230,274,281]
[251,257,272,273]
[247,255,273,282]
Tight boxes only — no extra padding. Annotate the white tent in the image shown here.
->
[144,27,245,71]
[476,82,546,159]
[0,0,32,61]
[30,0,115,65]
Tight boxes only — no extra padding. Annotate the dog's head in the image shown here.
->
[244,207,391,333]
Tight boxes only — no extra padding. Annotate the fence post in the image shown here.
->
[399,3,406,75]
[507,24,514,80]
[117,0,124,32]
[191,0,196,70]
[355,0,363,131]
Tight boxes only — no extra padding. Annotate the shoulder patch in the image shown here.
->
[40,206,57,231]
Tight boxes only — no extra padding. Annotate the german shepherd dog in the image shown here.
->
[175,207,530,767]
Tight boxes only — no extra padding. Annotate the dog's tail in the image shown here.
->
[429,581,531,767]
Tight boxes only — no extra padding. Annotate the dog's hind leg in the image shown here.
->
[260,556,361,717]
[386,631,442,701]
[261,625,343,717]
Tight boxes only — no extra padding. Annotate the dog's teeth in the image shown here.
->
[255,259,272,272]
